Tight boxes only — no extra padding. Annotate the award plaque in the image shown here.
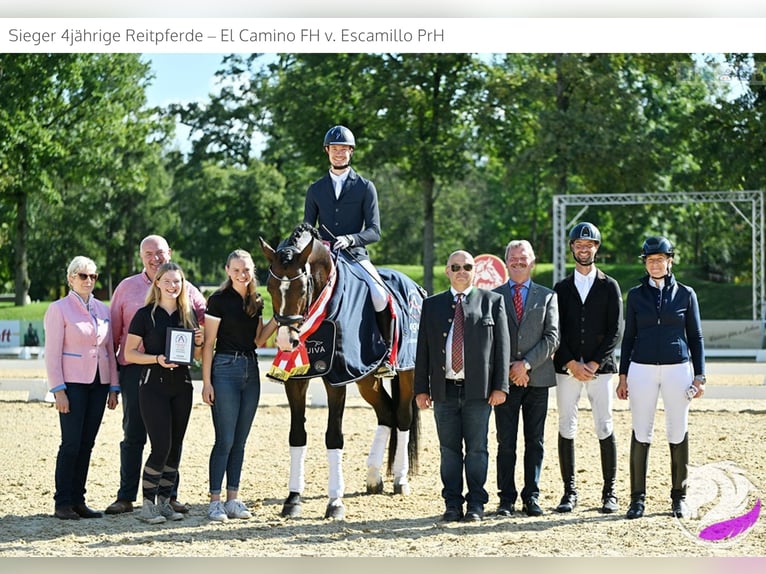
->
[165,327,195,365]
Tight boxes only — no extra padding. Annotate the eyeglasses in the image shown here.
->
[450,263,474,272]
[76,273,99,281]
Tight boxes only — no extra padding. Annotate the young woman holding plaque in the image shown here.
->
[124,262,203,524]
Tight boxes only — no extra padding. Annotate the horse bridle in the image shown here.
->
[268,266,315,332]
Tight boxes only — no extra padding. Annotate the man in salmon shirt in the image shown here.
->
[105,235,206,515]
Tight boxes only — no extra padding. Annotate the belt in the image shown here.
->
[446,378,464,387]
[217,350,258,359]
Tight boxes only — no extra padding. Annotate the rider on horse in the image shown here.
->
[303,125,395,377]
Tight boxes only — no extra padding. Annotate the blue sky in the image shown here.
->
[143,53,228,108]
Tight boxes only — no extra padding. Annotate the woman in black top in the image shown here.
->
[125,262,203,524]
[201,249,276,522]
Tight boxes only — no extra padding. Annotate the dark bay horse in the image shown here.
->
[259,223,422,520]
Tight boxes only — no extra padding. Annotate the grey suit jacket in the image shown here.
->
[414,288,510,402]
[493,280,560,388]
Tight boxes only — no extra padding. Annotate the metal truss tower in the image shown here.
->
[552,191,764,322]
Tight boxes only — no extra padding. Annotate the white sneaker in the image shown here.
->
[224,499,252,519]
[208,500,228,522]
[138,499,166,524]
[159,498,184,521]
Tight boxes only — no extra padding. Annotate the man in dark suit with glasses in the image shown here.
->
[415,250,510,523]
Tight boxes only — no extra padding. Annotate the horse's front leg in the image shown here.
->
[356,375,395,494]
[324,380,347,520]
[281,379,310,518]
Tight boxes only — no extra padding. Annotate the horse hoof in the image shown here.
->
[366,478,384,495]
[281,492,302,518]
[394,482,411,496]
[324,500,345,520]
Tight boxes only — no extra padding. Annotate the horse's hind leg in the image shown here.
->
[391,371,417,495]
[324,381,347,520]
[281,379,310,518]
[356,375,396,494]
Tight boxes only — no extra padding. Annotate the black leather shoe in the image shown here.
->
[555,492,577,513]
[495,503,515,517]
[105,499,134,514]
[73,504,103,518]
[442,507,463,522]
[464,507,484,522]
[54,506,80,520]
[169,498,190,514]
[522,498,544,517]
[626,498,645,519]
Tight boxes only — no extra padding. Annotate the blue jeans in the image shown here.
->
[209,352,261,495]
[494,385,549,504]
[55,380,109,508]
[432,382,491,510]
[117,363,180,501]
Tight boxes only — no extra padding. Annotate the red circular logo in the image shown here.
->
[472,254,508,290]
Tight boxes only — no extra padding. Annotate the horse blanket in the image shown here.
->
[268,251,426,386]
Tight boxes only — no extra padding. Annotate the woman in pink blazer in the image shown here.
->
[44,256,120,520]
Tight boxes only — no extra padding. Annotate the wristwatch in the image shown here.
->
[523,360,532,371]
[694,375,706,385]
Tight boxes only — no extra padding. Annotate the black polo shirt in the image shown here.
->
[205,286,261,353]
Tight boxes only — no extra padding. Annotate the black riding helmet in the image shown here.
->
[568,222,601,244]
[323,125,355,148]
[641,236,675,259]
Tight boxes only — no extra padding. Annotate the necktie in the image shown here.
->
[513,283,524,322]
[452,293,464,373]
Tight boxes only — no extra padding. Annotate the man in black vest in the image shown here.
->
[553,222,623,514]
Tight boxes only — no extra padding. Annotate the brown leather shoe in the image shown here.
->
[169,498,190,514]
[54,506,80,520]
[105,499,134,514]
[73,504,103,518]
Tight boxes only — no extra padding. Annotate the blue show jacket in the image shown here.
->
[618,273,705,377]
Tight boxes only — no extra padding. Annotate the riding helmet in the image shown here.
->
[641,236,675,259]
[568,222,601,244]
[323,125,355,148]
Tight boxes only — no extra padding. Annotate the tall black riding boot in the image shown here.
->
[626,431,650,519]
[599,433,619,513]
[669,432,690,518]
[374,309,395,377]
[555,435,577,513]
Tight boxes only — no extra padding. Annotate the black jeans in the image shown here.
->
[117,363,182,501]
[138,376,193,499]
[55,380,109,508]
[494,385,549,504]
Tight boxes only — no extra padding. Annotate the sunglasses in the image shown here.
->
[76,273,99,281]
[450,263,474,272]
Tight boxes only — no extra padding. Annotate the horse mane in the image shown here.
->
[275,223,323,266]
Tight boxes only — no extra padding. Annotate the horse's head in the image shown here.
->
[260,224,329,351]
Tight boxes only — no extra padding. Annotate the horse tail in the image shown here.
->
[386,373,420,476]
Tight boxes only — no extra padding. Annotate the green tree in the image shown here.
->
[0,53,164,303]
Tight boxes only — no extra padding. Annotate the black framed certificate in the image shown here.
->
[165,327,195,365]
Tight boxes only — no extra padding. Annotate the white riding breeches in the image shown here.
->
[358,259,389,312]
[626,362,693,444]
[555,372,615,440]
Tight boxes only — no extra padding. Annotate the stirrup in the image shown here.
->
[374,361,396,378]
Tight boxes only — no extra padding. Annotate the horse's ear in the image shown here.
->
[297,238,314,266]
[259,237,275,263]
